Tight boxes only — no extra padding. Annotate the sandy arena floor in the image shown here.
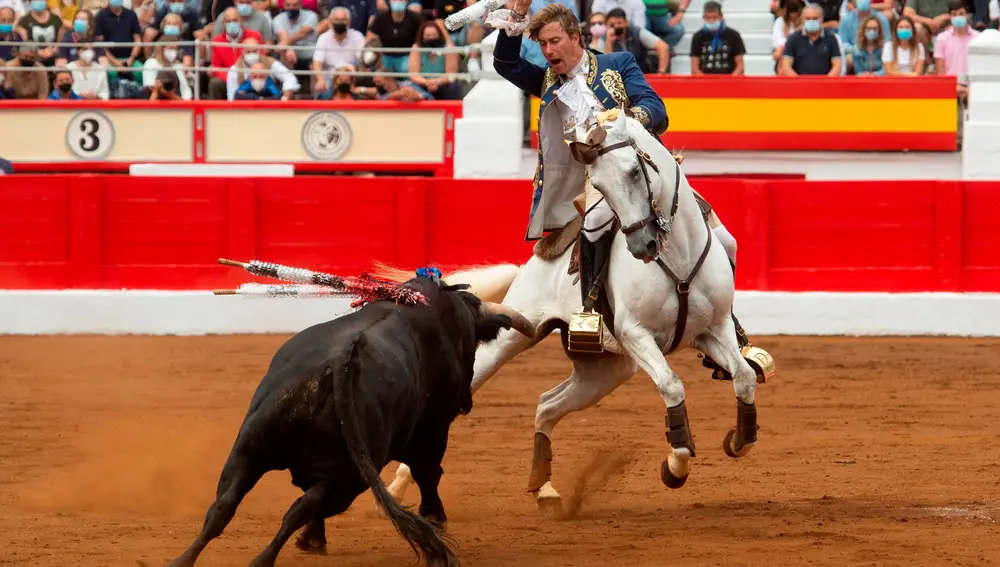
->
[1,335,999,567]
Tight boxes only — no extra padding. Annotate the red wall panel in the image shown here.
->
[0,175,998,293]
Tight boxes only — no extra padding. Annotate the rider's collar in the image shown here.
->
[566,51,588,80]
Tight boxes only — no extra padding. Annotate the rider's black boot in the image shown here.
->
[579,231,614,309]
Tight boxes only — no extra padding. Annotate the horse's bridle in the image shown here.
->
[592,138,681,238]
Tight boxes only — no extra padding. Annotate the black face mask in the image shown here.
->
[336,81,351,93]
[285,8,299,18]
[20,55,35,65]
[58,82,72,93]
[423,38,443,48]
[332,22,347,34]
[162,78,175,91]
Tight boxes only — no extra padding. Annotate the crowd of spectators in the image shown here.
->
[0,0,997,101]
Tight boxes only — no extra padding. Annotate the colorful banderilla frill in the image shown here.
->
[214,258,429,308]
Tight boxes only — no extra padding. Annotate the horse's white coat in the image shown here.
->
[381,112,758,514]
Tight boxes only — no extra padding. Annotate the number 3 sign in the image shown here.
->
[65,111,115,159]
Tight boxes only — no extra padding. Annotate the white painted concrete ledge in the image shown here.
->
[0,290,998,337]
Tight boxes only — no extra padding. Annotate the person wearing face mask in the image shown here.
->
[149,67,183,99]
[68,43,111,99]
[311,7,364,94]
[406,19,461,99]
[56,11,94,67]
[0,7,21,63]
[313,61,359,99]
[604,8,669,73]
[272,0,318,86]
[851,14,886,74]
[584,12,607,51]
[15,0,60,65]
[781,3,843,75]
[143,0,206,61]
[366,0,421,74]
[315,0,376,36]
[838,0,890,57]
[143,23,194,98]
[3,43,48,98]
[234,60,283,98]
[933,0,980,100]
[213,0,275,41]
[47,71,84,99]
[226,36,300,98]
[209,6,264,97]
[690,1,746,74]
[93,0,144,83]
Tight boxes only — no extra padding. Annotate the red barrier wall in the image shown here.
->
[1,175,998,292]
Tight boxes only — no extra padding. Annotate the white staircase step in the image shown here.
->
[712,0,775,11]
[669,53,777,75]
[681,11,775,34]
[675,31,775,55]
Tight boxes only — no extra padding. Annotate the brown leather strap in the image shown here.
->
[656,217,713,354]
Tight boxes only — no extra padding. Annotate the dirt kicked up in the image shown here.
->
[1,335,999,567]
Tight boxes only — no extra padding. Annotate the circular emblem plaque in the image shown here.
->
[65,110,115,159]
[301,111,353,161]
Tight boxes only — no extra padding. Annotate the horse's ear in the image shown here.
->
[613,107,628,135]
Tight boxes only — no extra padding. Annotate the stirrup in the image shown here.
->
[568,309,604,353]
[702,345,777,384]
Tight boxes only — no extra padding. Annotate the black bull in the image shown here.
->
[154,277,535,567]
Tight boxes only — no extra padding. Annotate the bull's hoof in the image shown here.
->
[723,429,754,459]
[294,535,328,555]
[659,458,688,489]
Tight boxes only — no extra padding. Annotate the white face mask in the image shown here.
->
[244,52,260,64]
[251,78,266,91]
[164,48,178,62]
[362,50,376,65]
[80,48,95,62]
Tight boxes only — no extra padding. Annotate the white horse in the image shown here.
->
[374,109,764,516]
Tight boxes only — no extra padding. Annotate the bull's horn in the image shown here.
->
[480,302,535,338]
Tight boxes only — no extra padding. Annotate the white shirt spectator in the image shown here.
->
[990,0,998,20]
[881,40,925,73]
[772,16,797,50]
[271,8,319,58]
[143,57,194,99]
[225,58,300,99]
[68,60,110,99]
[313,27,364,77]
[589,0,646,28]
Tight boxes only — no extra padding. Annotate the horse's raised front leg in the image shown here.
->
[529,353,636,517]
[696,317,759,459]
[618,327,695,489]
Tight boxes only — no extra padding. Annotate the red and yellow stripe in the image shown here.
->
[530,76,958,151]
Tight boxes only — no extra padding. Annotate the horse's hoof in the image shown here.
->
[723,429,753,458]
[536,494,563,518]
[660,458,688,489]
[294,535,328,555]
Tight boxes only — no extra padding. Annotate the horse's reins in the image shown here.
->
[591,138,713,354]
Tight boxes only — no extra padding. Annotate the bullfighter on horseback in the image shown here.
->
[491,0,775,379]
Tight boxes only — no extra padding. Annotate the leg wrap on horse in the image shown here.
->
[735,399,758,449]
[665,401,696,457]
[527,431,553,492]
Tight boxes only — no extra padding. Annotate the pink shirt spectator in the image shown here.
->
[275,0,318,11]
[934,26,980,83]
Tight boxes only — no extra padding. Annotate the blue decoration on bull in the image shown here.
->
[416,267,443,280]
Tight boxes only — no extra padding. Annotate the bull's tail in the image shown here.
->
[333,334,460,567]
[371,262,520,304]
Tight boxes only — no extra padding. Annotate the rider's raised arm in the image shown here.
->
[617,51,669,133]
[492,27,546,98]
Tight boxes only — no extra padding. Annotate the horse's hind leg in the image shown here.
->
[529,354,636,517]
[696,318,759,459]
[618,328,695,489]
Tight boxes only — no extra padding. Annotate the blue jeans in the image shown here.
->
[382,54,410,74]
[646,12,685,48]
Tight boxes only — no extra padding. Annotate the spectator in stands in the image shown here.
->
[149,67,183,98]
[135,0,158,29]
[408,19,459,99]
[902,0,950,46]
[990,0,998,27]
[811,0,845,29]
[252,0,273,23]
[213,0,273,41]
[782,3,843,74]
[272,0,318,87]
[0,7,21,62]
[144,30,193,97]
[311,6,363,92]
[313,60,361,98]
[605,7,669,73]
[4,43,47,97]
[68,42,111,98]
[372,67,431,99]
[55,10,93,67]
[435,0,483,72]
[323,0,376,35]
[772,0,802,69]
[51,0,82,30]
[93,0,144,85]
[16,0,60,66]
[591,0,647,28]
[143,0,204,63]
[367,0,420,74]
[934,0,979,99]
[882,15,926,73]
[47,70,83,98]
[584,11,607,51]
[234,60,284,97]
[851,14,886,73]
[226,36,298,98]
[209,6,263,97]
[840,0,890,54]
[690,1,745,74]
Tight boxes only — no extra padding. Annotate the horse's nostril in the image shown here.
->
[646,240,658,257]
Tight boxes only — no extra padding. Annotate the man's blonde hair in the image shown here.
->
[527,3,584,47]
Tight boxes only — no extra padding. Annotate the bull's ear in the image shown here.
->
[476,314,512,344]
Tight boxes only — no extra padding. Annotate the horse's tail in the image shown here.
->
[370,262,520,304]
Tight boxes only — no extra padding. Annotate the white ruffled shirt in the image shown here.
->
[553,53,604,138]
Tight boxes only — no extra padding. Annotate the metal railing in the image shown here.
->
[0,38,488,99]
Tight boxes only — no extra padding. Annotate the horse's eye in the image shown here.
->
[630,167,641,180]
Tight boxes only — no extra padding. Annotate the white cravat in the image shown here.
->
[554,53,604,138]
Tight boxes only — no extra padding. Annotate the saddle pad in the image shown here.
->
[533,216,583,261]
